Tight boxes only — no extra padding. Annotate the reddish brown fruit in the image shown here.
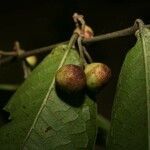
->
[55,64,86,93]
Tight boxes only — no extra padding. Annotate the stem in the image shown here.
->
[22,60,31,79]
[82,46,93,63]
[0,21,150,65]
[68,33,78,49]
[96,114,110,147]
[0,51,17,56]
[97,114,110,133]
[0,84,19,91]
[77,37,87,65]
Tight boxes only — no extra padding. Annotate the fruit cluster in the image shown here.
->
[55,63,111,94]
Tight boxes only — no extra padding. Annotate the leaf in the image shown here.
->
[107,27,150,150]
[0,45,97,150]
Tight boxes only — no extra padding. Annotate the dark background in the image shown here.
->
[0,0,150,149]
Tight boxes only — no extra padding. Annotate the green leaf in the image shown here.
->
[107,27,150,150]
[0,45,97,150]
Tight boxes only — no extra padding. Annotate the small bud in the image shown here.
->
[83,25,94,39]
[55,64,86,93]
[26,56,37,66]
[74,25,94,39]
[84,63,111,90]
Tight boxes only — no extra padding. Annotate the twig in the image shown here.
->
[96,114,110,145]
[84,23,150,44]
[0,51,17,56]
[0,41,68,65]
[0,84,19,91]
[20,41,68,58]
[0,21,150,65]
[22,60,31,79]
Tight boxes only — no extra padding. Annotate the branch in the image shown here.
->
[20,41,69,58]
[0,84,19,91]
[0,51,17,56]
[0,21,150,65]
[83,23,150,44]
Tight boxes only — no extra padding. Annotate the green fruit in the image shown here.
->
[84,63,111,90]
[55,64,86,93]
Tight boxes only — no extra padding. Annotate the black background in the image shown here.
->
[0,0,150,149]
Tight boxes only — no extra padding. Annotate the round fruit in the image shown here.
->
[84,63,111,90]
[55,64,86,93]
